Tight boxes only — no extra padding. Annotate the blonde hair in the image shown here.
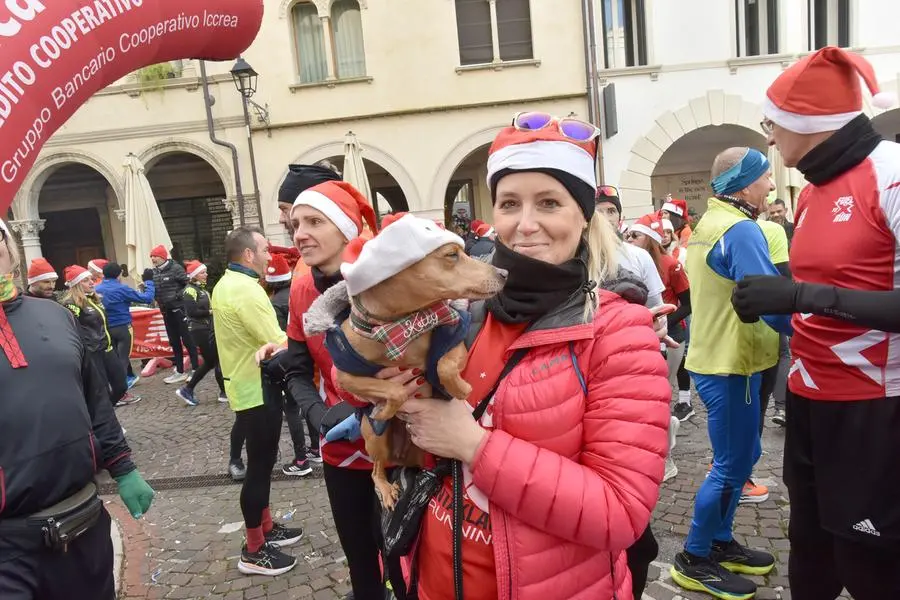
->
[62,282,93,308]
[584,212,619,319]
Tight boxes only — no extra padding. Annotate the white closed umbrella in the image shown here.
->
[343,131,376,219]
[122,153,172,275]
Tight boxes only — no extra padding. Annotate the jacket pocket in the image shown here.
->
[0,467,6,516]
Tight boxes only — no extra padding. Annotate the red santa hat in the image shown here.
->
[64,265,92,287]
[292,181,377,241]
[661,218,675,233]
[87,258,108,275]
[661,198,688,218]
[27,258,58,285]
[266,254,292,283]
[764,46,895,135]
[474,222,495,237]
[629,212,664,245]
[340,213,464,296]
[185,260,207,280]
[150,245,168,260]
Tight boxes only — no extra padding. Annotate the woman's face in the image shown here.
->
[79,278,95,294]
[291,205,347,269]
[626,231,651,251]
[661,230,673,246]
[195,271,208,285]
[492,172,585,266]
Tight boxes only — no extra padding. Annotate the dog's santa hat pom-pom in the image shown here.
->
[873,91,896,110]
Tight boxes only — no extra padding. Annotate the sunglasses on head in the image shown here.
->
[513,111,602,143]
[597,185,619,199]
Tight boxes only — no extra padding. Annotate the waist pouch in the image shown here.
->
[382,463,450,560]
[0,482,101,553]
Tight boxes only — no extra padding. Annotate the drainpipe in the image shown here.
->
[199,60,245,226]
[581,0,605,182]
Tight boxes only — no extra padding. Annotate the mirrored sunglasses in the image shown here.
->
[513,111,601,143]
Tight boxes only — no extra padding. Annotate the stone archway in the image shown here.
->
[618,91,765,218]
[138,138,235,200]
[430,126,503,222]
[285,140,421,211]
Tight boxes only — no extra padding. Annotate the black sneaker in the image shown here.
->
[772,408,787,426]
[670,551,757,600]
[237,542,297,576]
[711,539,775,576]
[282,459,313,476]
[673,402,695,422]
[305,449,323,464]
[265,522,304,547]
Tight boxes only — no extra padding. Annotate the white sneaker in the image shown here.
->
[218,394,229,403]
[664,457,679,482]
[164,370,188,384]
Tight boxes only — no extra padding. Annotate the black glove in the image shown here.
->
[731,275,799,323]
[142,268,154,282]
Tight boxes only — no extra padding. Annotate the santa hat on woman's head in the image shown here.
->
[661,198,688,219]
[764,46,896,134]
[486,120,598,221]
[661,218,675,233]
[185,260,207,280]
[27,258,58,285]
[629,213,664,244]
[266,254,292,283]
[341,213,464,296]
[150,245,168,260]
[64,265,92,287]
[292,181,378,241]
[87,258,108,275]
[474,222,495,237]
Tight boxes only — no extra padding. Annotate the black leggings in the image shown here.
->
[323,463,406,600]
[162,308,199,373]
[186,329,225,394]
[91,350,127,405]
[676,353,690,392]
[284,389,319,460]
[236,404,282,528]
[759,335,790,435]
[230,413,246,463]
[627,526,659,599]
[108,324,135,378]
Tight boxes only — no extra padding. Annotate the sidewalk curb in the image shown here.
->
[110,513,124,595]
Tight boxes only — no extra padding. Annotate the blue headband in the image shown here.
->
[711,149,770,195]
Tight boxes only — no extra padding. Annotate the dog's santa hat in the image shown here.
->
[629,212,664,245]
[661,197,688,219]
[266,254,292,283]
[185,260,207,280]
[340,212,464,296]
[292,181,377,242]
[764,46,895,135]
[64,265,92,287]
[27,258,58,286]
[87,258,108,275]
[486,120,598,221]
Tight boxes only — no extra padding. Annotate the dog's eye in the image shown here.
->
[445,251,460,260]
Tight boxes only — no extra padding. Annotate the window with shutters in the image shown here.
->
[601,0,648,69]
[455,0,534,66]
[736,0,779,56]
[809,0,850,49]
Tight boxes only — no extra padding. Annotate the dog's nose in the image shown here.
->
[494,267,509,280]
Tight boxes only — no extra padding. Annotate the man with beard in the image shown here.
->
[731,47,900,599]
[25,257,59,300]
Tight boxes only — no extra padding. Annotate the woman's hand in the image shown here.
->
[356,367,425,404]
[255,342,286,365]
[398,397,487,464]
[650,304,680,349]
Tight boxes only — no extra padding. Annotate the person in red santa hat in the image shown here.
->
[25,257,59,300]
[255,180,411,594]
[730,47,900,599]
[466,220,496,259]
[660,196,692,248]
[88,258,108,283]
[148,244,199,384]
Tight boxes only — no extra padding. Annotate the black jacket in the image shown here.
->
[152,260,188,310]
[182,282,212,332]
[270,284,291,332]
[467,237,495,259]
[63,295,111,353]
[0,295,134,519]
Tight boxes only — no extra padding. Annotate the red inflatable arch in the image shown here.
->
[0,0,264,213]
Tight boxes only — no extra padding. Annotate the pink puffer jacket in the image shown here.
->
[470,290,670,599]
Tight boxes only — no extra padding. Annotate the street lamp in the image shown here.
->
[230,57,263,226]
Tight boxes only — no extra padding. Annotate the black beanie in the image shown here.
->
[103,262,123,279]
[596,189,622,216]
[277,164,342,205]
[489,167,596,222]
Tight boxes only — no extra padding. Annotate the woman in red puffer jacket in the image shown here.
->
[397,118,671,600]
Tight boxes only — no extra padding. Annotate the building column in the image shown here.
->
[320,16,337,80]
[9,219,46,264]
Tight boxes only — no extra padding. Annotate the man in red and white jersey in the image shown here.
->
[730,47,900,599]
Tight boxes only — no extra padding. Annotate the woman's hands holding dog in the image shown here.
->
[397,398,487,464]
[355,367,426,404]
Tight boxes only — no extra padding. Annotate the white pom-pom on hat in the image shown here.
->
[872,91,896,110]
[268,266,275,273]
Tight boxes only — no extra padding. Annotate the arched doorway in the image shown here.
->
[144,152,230,283]
[651,124,767,217]
[443,144,490,235]
[37,163,119,287]
[313,156,410,223]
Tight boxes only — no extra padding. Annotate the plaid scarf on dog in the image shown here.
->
[350,301,461,360]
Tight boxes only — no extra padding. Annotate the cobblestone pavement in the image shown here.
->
[106,373,852,599]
